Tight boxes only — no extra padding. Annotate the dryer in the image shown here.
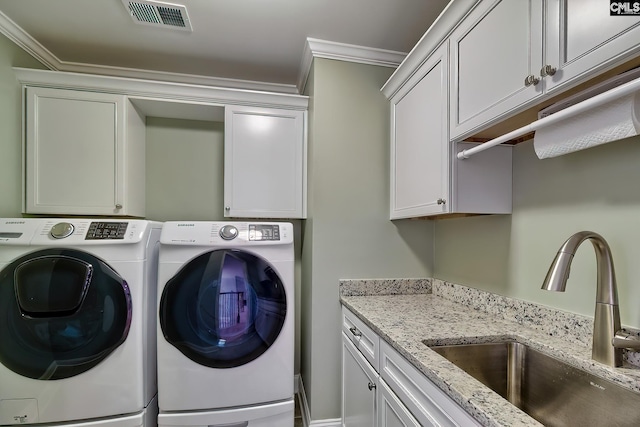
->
[156,221,295,427]
[0,218,161,427]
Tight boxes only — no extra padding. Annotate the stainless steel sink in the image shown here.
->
[426,340,640,426]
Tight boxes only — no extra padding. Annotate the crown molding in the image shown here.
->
[0,10,299,94]
[0,10,60,69]
[49,61,300,94]
[380,0,479,99]
[1,10,407,96]
[297,37,407,93]
[13,67,308,111]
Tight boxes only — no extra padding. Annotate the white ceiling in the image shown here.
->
[0,0,451,93]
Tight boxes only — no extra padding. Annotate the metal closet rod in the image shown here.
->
[457,75,640,160]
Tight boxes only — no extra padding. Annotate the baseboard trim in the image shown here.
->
[297,375,342,427]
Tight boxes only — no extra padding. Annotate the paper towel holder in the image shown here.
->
[457,72,640,160]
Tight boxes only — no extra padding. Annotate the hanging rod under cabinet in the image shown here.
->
[456,75,640,160]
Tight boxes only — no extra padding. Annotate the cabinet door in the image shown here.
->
[390,43,449,219]
[342,333,377,427]
[544,0,640,92]
[378,379,421,427]
[224,105,306,219]
[450,0,543,139]
[24,87,136,216]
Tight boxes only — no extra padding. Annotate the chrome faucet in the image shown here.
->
[541,231,640,367]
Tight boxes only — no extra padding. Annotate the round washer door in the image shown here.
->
[160,249,287,368]
[0,249,132,380]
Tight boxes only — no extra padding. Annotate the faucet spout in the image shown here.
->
[541,231,623,367]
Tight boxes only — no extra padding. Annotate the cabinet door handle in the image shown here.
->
[349,326,362,338]
[115,204,123,209]
[368,382,376,391]
[524,75,541,87]
[540,64,557,77]
[436,198,446,205]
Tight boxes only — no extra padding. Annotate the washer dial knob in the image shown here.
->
[50,222,75,239]
[219,225,238,241]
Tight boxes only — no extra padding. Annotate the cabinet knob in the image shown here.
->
[540,64,557,77]
[437,198,446,205]
[225,206,230,211]
[368,382,376,391]
[524,75,541,87]
[115,204,123,209]
[349,327,362,338]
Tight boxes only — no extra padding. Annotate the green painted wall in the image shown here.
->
[145,117,225,222]
[0,33,46,217]
[301,58,434,421]
[435,136,640,328]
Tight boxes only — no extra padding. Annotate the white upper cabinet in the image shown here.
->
[16,68,308,220]
[390,43,450,219]
[544,0,640,93]
[388,40,512,220]
[24,87,145,217]
[450,0,543,139]
[451,0,640,140]
[224,105,306,219]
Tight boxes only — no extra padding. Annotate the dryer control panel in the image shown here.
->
[249,224,280,241]
[160,221,293,246]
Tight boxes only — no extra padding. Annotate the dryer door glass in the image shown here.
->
[160,249,287,368]
[0,249,132,380]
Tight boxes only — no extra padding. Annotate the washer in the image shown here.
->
[0,218,161,427]
[157,221,295,427]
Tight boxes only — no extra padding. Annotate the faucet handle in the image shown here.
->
[613,330,640,350]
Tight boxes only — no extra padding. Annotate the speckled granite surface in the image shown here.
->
[339,278,431,296]
[340,279,640,427]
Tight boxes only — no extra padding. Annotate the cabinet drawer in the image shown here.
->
[342,306,380,372]
[379,340,480,427]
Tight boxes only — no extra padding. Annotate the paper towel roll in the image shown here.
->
[534,92,640,159]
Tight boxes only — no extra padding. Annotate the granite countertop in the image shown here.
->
[339,279,640,427]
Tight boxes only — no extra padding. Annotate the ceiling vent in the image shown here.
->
[122,0,192,31]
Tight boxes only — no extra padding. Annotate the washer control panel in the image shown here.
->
[85,222,129,240]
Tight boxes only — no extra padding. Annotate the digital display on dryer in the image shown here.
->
[248,224,280,241]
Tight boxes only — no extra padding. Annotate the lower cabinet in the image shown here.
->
[378,379,420,427]
[341,306,482,427]
[342,332,377,427]
[379,340,481,427]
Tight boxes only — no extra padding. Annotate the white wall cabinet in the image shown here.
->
[342,306,479,427]
[544,0,640,93]
[24,87,145,217]
[390,43,450,218]
[16,69,308,220]
[449,0,544,140]
[388,42,512,220]
[224,105,306,219]
[450,0,640,140]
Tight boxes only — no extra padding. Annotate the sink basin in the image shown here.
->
[426,340,640,426]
